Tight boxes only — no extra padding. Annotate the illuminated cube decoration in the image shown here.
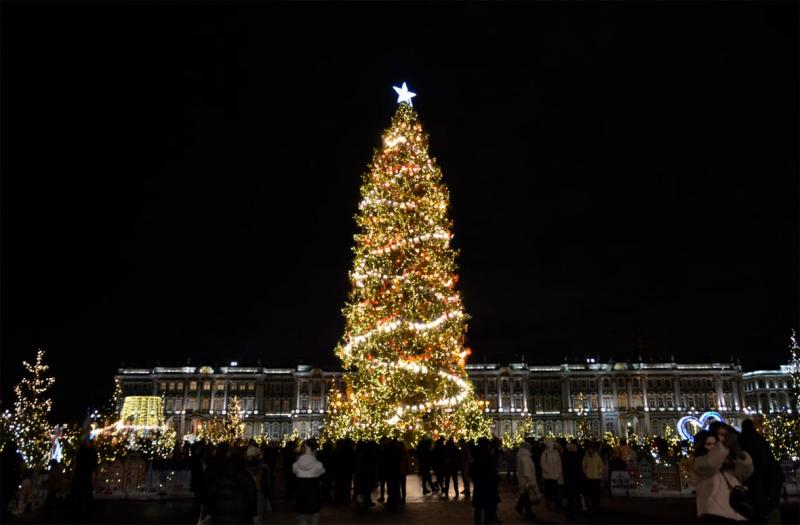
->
[120,396,164,427]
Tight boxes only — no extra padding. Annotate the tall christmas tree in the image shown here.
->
[575,392,592,439]
[763,330,800,461]
[326,84,490,442]
[102,378,123,425]
[789,329,800,411]
[222,395,245,443]
[13,349,56,468]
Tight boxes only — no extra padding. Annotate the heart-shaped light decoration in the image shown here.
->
[677,411,724,442]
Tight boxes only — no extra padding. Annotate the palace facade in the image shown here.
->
[115,358,795,440]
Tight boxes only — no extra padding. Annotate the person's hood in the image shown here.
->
[517,446,532,459]
[294,451,325,478]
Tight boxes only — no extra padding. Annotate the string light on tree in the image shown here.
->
[12,349,56,468]
[102,378,124,425]
[324,84,490,442]
[789,329,799,411]
[221,396,246,443]
[575,392,592,440]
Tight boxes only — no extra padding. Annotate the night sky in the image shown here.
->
[3,2,797,421]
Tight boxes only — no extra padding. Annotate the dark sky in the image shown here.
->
[2,2,798,421]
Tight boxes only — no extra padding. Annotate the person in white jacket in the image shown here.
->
[515,441,540,520]
[292,440,326,525]
[540,439,562,510]
[691,429,753,523]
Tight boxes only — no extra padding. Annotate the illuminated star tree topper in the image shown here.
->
[393,82,416,106]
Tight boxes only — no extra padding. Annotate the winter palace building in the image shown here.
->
[115,358,796,440]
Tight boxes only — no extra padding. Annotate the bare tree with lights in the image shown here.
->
[325,84,490,442]
[12,349,56,468]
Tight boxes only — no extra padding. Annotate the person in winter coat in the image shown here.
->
[316,441,334,504]
[377,437,389,503]
[433,437,447,494]
[540,439,562,511]
[206,448,258,525]
[739,419,783,524]
[562,442,583,521]
[354,441,377,508]
[283,440,298,503]
[582,444,603,510]
[470,438,500,525]
[691,430,753,523]
[460,439,473,498]
[399,441,412,503]
[292,439,326,525]
[333,439,355,504]
[515,441,540,521]
[416,437,435,494]
[443,438,461,498]
[190,440,205,504]
[505,446,518,486]
[71,436,99,519]
[1,442,23,522]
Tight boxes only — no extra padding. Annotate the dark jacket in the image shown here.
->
[470,446,499,510]
[563,450,583,487]
[206,457,257,524]
[739,427,784,517]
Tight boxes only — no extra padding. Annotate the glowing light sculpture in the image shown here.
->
[120,396,164,428]
[677,411,724,442]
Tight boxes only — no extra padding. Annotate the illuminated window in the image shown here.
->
[189,381,197,391]
[203,381,211,391]
[216,382,225,391]
[617,394,628,410]
[169,382,175,391]
[632,394,642,408]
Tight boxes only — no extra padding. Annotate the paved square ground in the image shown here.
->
[12,475,799,524]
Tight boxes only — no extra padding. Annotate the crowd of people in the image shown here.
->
[0,418,792,524]
[187,433,658,524]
